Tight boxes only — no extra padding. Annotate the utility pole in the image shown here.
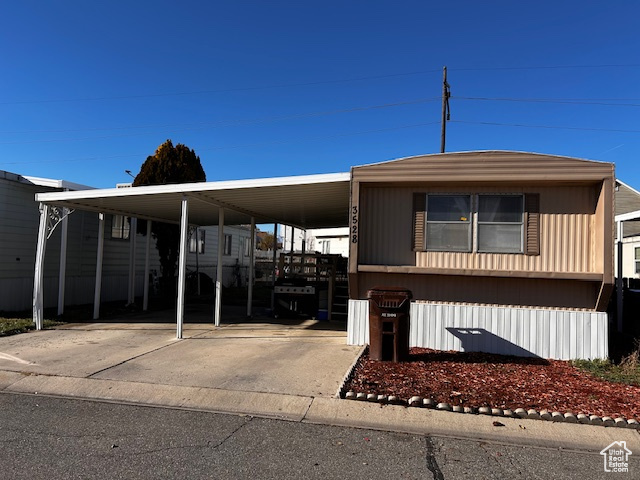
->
[440,66,451,153]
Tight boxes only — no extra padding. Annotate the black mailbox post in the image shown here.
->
[367,287,412,362]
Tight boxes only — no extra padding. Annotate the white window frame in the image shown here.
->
[189,229,205,254]
[425,194,472,252]
[635,247,640,274]
[224,234,232,256]
[476,194,524,254]
[319,239,331,254]
[425,193,524,254]
[111,215,130,240]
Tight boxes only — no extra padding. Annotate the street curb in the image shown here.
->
[340,390,640,430]
[3,373,313,422]
[304,397,640,453]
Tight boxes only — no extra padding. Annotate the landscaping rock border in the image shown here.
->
[340,389,640,429]
[339,349,640,430]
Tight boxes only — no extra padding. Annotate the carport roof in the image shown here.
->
[35,172,351,229]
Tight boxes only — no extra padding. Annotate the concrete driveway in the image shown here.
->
[0,316,361,398]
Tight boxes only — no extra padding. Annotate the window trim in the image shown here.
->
[111,215,130,240]
[223,234,232,256]
[423,193,527,255]
[189,229,205,254]
[476,194,524,254]
[635,247,640,274]
[425,194,472,252]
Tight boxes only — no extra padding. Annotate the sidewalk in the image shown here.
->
[1,320,639,454]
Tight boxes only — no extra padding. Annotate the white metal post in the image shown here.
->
[57,206,68,316]
[215,208,225,327]
[176,197,189,339]
[195,227,201,295]
[290,226,295,273]
[33,203,49,330]
[271,222,278,312]
[143,220,152,311]
[93,213,105,320]
[128,217,137,304]
[616,220,624,332]
[247,217,255,317]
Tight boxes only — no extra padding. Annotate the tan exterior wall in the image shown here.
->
[358,185,598,274]
[349,152,615,311]
[356,272,599,310]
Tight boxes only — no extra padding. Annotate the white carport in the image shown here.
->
[615,209,640,331]
[33,173,350,338]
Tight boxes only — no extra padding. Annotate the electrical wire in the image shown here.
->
[451,120,640,133]
[2,63,639,106]
[456,96,640,107]
[0,97,439,143]
[0,121,441,166]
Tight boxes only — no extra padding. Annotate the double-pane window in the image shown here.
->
[425,194,523,254]
[635,247,640,274]
[111,215,130,240]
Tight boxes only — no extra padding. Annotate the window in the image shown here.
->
[426,195,471,252]
[477,195,523,253]
[243,237,252,257]
[224,234,232,255]
[111,215,130,240]
[319,240,331,254]
[636,247,640,274]
[423,193,525,254]
[189,229,205,254]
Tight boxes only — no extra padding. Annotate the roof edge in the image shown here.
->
[352,150,613,169]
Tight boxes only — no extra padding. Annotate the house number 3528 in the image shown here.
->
[351,205,358,243]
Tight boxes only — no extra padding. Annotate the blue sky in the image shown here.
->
[1,1,639,189]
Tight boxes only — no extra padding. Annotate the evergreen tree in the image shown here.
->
[133,140,206,284]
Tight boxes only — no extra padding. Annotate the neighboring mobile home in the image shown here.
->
[0,170,252,313]
[347,151,615,360]
[614,179,640,279]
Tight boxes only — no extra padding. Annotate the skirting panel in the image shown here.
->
[347,300,608,360]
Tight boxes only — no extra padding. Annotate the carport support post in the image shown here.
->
[617,220,624,332]
[215,208,225,327]
[247,217,255,317]
[33,203,49,330]
[93,213,105,320]
[128,218,137,305]
[176,197,189,339]
[271,222,278,311]
[57,206,69,316]
[143,220,152,311]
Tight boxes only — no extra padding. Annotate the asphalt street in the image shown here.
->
[2,393,636,479]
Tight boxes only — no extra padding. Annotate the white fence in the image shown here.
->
[347,300,608,360]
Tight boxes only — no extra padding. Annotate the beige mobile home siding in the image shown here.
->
[355,272,598,310]
[358,185,597,275]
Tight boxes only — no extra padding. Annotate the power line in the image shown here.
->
[451,120,640,134]
[2,63,640,106]
[456,96,640,107]
[0,70,442,106]
[0,97,439,144]
[450,64,640,72]
[0,121,441,166]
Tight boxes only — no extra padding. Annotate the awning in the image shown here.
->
[35,172,351,229]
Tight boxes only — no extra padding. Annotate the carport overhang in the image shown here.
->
[32,172,351,337]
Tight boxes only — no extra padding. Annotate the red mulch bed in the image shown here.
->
[343,348,640,420]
